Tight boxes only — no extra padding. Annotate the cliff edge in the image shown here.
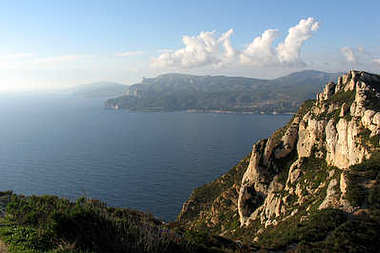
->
[178,70,380,251]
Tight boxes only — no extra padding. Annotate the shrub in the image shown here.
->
[1,194,203,253]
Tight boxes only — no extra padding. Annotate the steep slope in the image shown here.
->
[179,70,380,251]
[105,70,339,113]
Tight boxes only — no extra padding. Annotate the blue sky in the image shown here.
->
[0,0,379,91]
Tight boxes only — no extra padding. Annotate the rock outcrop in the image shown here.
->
[237,70,380,227]
[178,70,380,250]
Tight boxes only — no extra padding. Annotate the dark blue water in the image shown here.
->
[0,94,290,220]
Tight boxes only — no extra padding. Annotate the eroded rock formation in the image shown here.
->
[237,70,380,227]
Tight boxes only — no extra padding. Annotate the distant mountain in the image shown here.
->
[71,82,128,98]
[105,70,340,113]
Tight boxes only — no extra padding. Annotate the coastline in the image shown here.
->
[104,104,296,116]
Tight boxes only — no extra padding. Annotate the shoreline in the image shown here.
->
[104,105,296,116]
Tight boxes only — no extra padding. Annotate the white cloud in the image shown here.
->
[341,47,357,63]
[240,29,279,65]
[152,31,222,68]
[116,51,145,57]
[277,17,319,65]
[218,29,236,59]
[153,17,319,69]
[339,47,380,71]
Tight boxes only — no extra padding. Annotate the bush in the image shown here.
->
[257,209,347,249]
[1,194,202,253]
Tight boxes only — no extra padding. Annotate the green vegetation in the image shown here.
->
[327,89,355,106]
[358,128,380,148]
[300,154,329,187]
[364,81,380,112]
[295,99,315,119]
[178,156,250,224]
[0,193,226,253]
[257,209,348,249]
[310,217,380,252]
[344,152,380,207]
[312,89,355,122]
[3,159,258,253]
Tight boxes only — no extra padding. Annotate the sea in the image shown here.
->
[0,94,291,220]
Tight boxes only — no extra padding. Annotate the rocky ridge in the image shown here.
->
[178,70,380,251]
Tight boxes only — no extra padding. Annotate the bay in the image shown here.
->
[0,94,291,220]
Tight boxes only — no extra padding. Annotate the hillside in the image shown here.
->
[105,70,339,113]
[70,82,128,98]
[0,192,246,253]
[178,70,380,252]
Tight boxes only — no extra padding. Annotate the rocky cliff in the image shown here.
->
[178,70,380,251]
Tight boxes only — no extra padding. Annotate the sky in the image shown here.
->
[0,0,379,92]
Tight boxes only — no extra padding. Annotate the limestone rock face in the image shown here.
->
[274,117,299,159]
[297,115,326,158]
[325,118,369,168]
[319,177,339,210]
[237,70,380,226]
[238,115,301,225]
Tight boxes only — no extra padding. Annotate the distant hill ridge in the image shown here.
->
[105,70,340,113]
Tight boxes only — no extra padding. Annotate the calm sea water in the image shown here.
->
[0,94,290,220]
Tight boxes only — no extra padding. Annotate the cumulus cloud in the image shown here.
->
[240,29,279,65]
[277,17,319,64]
[341,47,357,63]
[218,29,236,59]
[116,51,145,57]
[152,31,222,68]
[242,17,319,66]
[152,17,319,69]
